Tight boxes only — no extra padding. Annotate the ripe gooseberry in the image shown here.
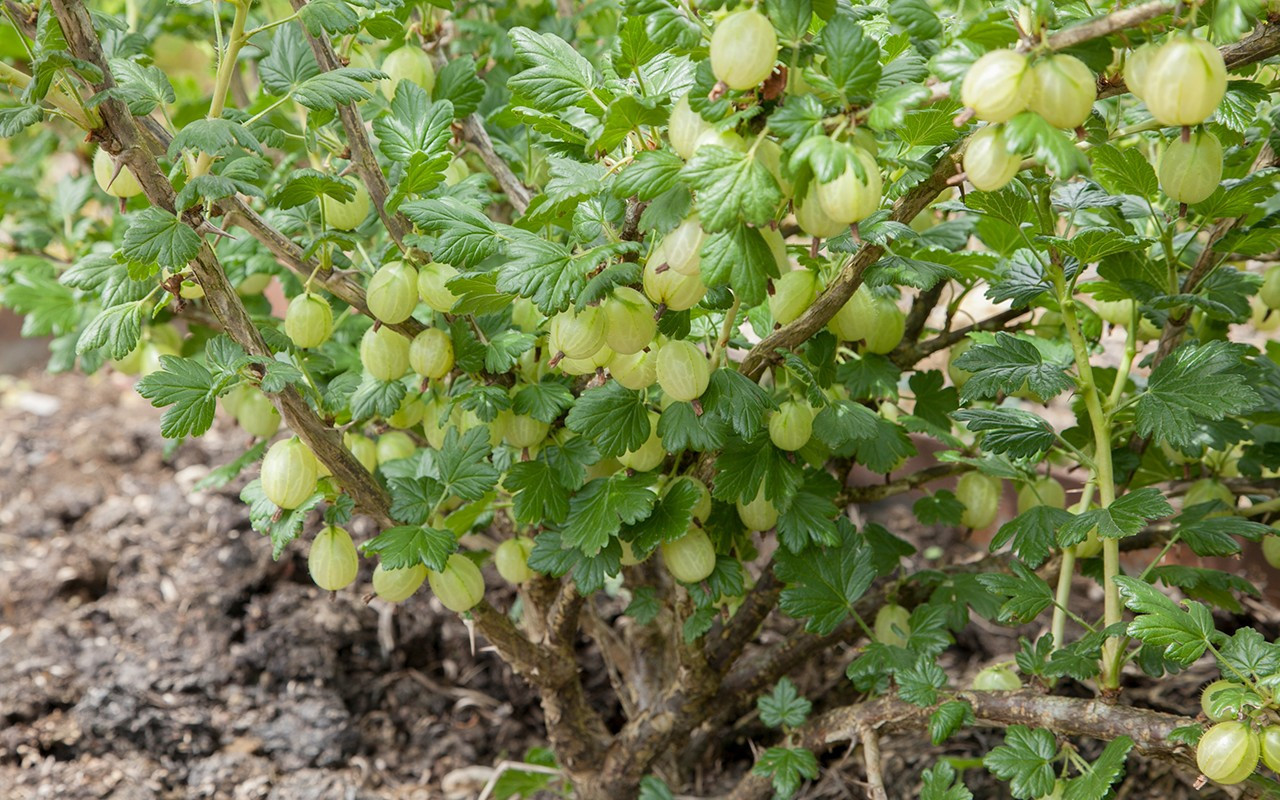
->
[795,180,848,239]
[1263,534,1280,569]
[828,285,875,342]
[971,665,1021,691]
[380,46,436,99]
[874,603,911,647]
[1016,476,1067,514]
[376,431,416,464]
[308,525,359,591]
[409,327,455,379]
[1028,54,1096,129]
[956,472,1001,529]
[549,305,607,360]
[609,349,658,391]
[644,257,707,311]
[961,50,1030,123]
[372,562,427,602]
[656,340,711,403]
[344,431,379,473]
[428,553,486,612]
[768,400,814,452]
[1202,679,1246,722]
[1196,721,1259,785]
[963,125,1023,192]
[360,325,411,381]
[669,94,712,161]
[618,412,666,472]
[1158,129,1223,206]
[417,262,459,313]
[261,437,319,510]
[1124,42,1160,102]
[320,180,371,231]
[603,287,658,355]
[284,293,334,349]
[494,537,536,585]
[815,146,882,224]
[661,528,717,583]
[1145,36,1227,127]
[93,148,143,198]
[737,487,779,532]
[1261,725,1280,772]
[863,295,905,355]
[1260,265,1280,310]
[660,216,706,277]
[236,388,281,439]
[769,270,821,326]
[367,261,419,325]
[1185,478,1234,516]
[709,10,778,91]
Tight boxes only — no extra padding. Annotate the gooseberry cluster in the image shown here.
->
[1194,679,1280,785]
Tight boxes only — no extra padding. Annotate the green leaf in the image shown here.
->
[990,505,1073,568]
[297,0,359,35]
[435,427,499,500]
[1115,575,1216,665]
[812,398,880,448]
[506,459,571,525]
[1088,144,1157,199]
[1058,488,1173,545]
[1062,736,1132,800]
[0,104,42,137]
[952,333,1075,402]
[388,477,445,524]
[624,586,661,624]
[758,677,811,729]
[953,408,1055,459]
[921,760,973,800]
[929,701,974,746]
[512,377,575,424]
[401,197,503,267]
[658,401,729,452]
[561,474,656,555]
[699,224,779,305]
[121,207,202,271]
[702,368,775,438]
[565,381,651,457]
[374,81,453,165]
[1135,341,1261,450]
[774,523,877,634]
[77,300,143,359]
[751,747,819,800]
[432,56,485,118]
[294,68,377,109]
[682,146,782,232]
[625,0,701,52]
[898,658,948,706]
[814,13,881,104]
[888,0,942,38]
[507,27,601,114]
[241,479,324,559]
[362,525,456,572]
[712,435,804,505]
[622,476,700,553]
[1003,111,1088,177]
[596,94,667,152]
[765,0,814,42]
[108,57,174,115]
[168,118,262,159]
[776,469,840,552]
[350,375,407,420]
[614,148,686,200]
[977,560,1053,624]
[135,354,217,439]
[982,726,1058,800]
[272,168,356,209]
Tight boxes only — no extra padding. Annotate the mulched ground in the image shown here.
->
[1,367,1275,799]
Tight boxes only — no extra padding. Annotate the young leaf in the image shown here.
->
[982,726,1058,800]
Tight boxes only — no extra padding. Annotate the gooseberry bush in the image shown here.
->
[4,0,1280,795]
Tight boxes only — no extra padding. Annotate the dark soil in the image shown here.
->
[1,368,1274,800]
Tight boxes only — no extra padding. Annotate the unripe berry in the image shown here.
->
[956,472,1001,529]
[709,10,778,91]
[1146,36,1227,126]
[558,344,614,376]
[609,349,658,391]
[387,395,426,428]
[93,148,143,198]
[284,293,334,349]
[963,125,1022,192]
[863,296,905,355]
[661,528,717,583]
[815,147,882,224]
[409,327,455,379]
[360,325,411,381]
[1124,42,1160,102]
[656,340,711,402]
[946,337,974,389]
[1159,129,1223,206]
[1017,476,1067,514]
[769,270,821,326]
[760,226,790,273]
[1196,721,1259,785]
[495,537,536,584]
[344,432,379,473]
[874,603,911,647]
[828,285,875,341]
[669,94,712,161]
[417,262,459,313]
[971,665,1021,691]
[1028,55,1095,129]
[500,410,550,449]
[768,400,813,452]
[308,525,359,591]
[604,287,658,355]
[693,127,746,155]
[661,216,706,277]
[961,50,1030,123]
[178,279,204,299]
[795,180,847,238]
[644,258,707,311]
[443,157,469,186]
[237,272,272,296]
[427,553,485,612]
[320,180,370,231]
[372,563,427,602]
[367,261,419,325]
[668,477,712,523]
[757,139,793,198]
[236,388,281,439]
[1262,726,1280,773]
[620,539,647,566]
[1260,265,1280,310]
[376,431,416,464]
[261,437,319,510]
[1185,478,1234,516]
[1202,679,1245,722]
[618,412,665,472]
[380,46,435,99]
[549,305,607,360]
[736,487,778,531]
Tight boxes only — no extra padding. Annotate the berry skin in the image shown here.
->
[1264,534,1280,569]
[1159,129,1223,206]
[366,261,419,325]
[669,94,713,161]
[409,328,455,379]
[284,293,334,349]
[609,349,658,391]
[428,553,486,612]
[1196,721,1259,785]
[372,563,427,602]
[261,437,319,510]
[661,528,717,583]
[320,180,370,231]
[1028,54,1096,129]
[344,432,379,473]
[380,46,436,99]
[736,488,778,531]
[499,410,550,449]
[963,125,1022,192]
[1145,36,1227,126]
[644,257,707,311]
[494,537,536,585]
[1261,726,1280,773]
[387,395,426,429]
[236,388,281,439]
[1260,265,1280,310]
[417,262,459,313]
[769,270,821,326]
[1016,476,1067,514]
[1124,42,1160,102]
[971,665,1021,691]
[709,10,778,91]
[308,525,359,591]
[768,400,814,452]
[603,287,658,355]
[656,340,711,403]
[863,296,905,355]
[815,146,882,225]
[1184,478,1234,516]
[874,603,911,647]
[661,216,706,277]
[93,148,143,198]
[946,337,974,389]
[618,412,665,472]
[1202,679,1246,722]
[360,325,411,381]
[956,472,1001,529]
[961,50,1030,123]
[828,285,875,341]
[549,305,607,360]
[376,431,416,464]
[795,180,848,238]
